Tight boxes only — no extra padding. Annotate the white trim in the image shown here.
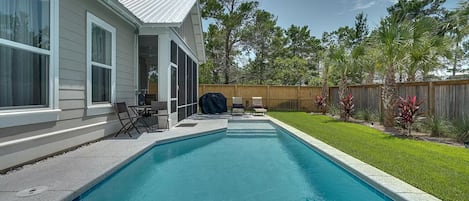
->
[86,12,117,115]
[0,109,60,128]
[0,120,114,148]
[91,61,113,69]
[86,104,114,116]
[141,23,183,28]
[0,38,50,55]
[0,1,60,127]
[133,34,139,104]
[51,0,60,110]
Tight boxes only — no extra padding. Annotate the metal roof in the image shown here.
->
[118,0,197,25]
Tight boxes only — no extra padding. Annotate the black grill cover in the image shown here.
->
[199,93,227,114]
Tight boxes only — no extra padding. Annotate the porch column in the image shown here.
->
[158,31,173,128]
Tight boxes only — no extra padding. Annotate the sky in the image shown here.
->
[203,0,462,38]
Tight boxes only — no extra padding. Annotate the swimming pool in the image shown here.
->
[79,121,391,201]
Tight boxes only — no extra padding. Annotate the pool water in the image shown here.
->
[80,121,391,201]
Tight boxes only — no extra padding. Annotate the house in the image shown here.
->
[0,0,205,172]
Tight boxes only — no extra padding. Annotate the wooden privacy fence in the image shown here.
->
[199,80,469,120]
[199,85,322,112]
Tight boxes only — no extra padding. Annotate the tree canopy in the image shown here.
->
[200,0,469,85]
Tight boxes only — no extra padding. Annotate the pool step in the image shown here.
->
[226,129,277,137]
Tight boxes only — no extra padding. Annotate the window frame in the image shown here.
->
[86,12,116,115]
[0,0,60,128]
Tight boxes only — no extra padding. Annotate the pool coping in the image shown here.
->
[267,116,441,201]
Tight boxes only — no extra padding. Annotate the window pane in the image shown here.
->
[0,45,49,108]
[92,66,111,103]
[0,0,50,49]
[92,24,112,65]
[138,35,158,97]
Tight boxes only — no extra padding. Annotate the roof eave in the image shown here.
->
[140,22,183,28]
[192,1,206,63]
[99,0,143,27]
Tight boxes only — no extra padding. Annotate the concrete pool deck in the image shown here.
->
[0,114,440,201]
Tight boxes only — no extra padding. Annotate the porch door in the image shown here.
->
[138,35,158,104]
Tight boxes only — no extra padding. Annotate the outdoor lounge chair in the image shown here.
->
[231,97,245,115]
[150,101,170,130]
[115,102,141,137]
[252,97,267,115]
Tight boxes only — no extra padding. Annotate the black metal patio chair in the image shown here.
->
[114,102,141,137]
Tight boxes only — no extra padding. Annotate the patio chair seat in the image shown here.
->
[231,97,245,115]
[252,97,267,116]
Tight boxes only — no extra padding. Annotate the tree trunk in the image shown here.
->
[338,78,347,120]
[407,73,416,82]
[382,64,396,130]
[366,70,375,84]
[224,31,232,84]
[453,41,459,76]
[322,65,329,115]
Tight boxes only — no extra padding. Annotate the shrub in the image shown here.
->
[340,94,354,122]
[426,115,452,137]
[314,95,327,114]
[452,116,469,143]
[354,108,378,122]
[328,104,340,117]
[395,96,423,136]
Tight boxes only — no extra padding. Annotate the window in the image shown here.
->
[87,13,116,112]
[0,0,51,109]
[0,0,59,128]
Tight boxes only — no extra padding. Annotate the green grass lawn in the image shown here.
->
[268,112,469,201]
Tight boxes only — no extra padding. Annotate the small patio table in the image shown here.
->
[128,105,152,132]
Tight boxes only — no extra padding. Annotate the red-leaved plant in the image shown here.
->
[315,95,327,114]
[396,96,423,136]
[340,94,354,122]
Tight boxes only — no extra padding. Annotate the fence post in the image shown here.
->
[297,86,300,111]
[234,84,238,97]
[267,85,270,109]
[428,81,434,116]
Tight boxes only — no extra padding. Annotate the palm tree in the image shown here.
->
[406,17,449,81]
[328,45,350,120]
[375,18,412,129]
[445,2,469,76]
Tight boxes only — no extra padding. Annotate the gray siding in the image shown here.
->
[176,15,197,55]
[0,0,137,170]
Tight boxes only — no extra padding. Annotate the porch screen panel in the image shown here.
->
[170,41,177,65]
[177,47,186,106]
[178,108,186,121]
[192,61,198,103]
[186,56,192,106]
[171,100,177,113]
[171,66,176,99]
